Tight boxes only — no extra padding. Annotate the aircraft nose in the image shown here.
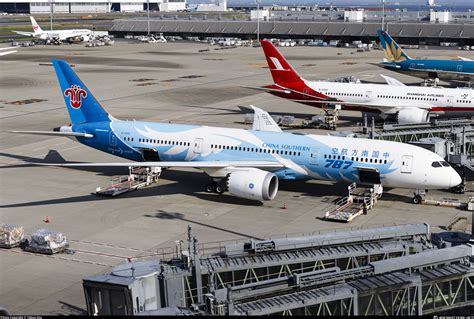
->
[449,170,462,188]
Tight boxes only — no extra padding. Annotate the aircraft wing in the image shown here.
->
[11,30,34,37]
[290,99,432,112]
[32,160,285,169]
[407,67,474,78]
[457,57,472,62]
[10,130,94,138]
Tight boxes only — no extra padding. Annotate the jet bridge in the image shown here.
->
[79,223,474,316]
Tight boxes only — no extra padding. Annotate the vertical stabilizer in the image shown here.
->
[52,59,110,125]
[260,40,303,85]
[30,16,43,34]
[377,30,411,62]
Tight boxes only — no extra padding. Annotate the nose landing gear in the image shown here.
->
[412,189,426,204]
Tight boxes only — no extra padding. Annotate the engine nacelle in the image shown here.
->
[227,168,278,201]
[397,108,430,124]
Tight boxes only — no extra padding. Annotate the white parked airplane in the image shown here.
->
[11,60,462,204]
[12,16,92,43]
[256,40,474,124]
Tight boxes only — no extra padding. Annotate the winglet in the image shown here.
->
[250,105,282,132]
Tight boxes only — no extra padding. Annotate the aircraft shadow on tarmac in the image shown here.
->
[144,209,264,240]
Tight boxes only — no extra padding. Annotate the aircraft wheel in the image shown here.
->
[215,184,225,194]
[205,183,216,193]
[412,195,422,205]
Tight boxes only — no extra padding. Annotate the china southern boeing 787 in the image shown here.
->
[13,60,461,202]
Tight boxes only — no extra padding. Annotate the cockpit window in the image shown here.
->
[440,161,450,167]
[431,161,442,168]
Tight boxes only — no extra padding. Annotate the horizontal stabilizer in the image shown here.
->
[11,30,34,37]
[10,130,94,138]
[241,85,291,94]
[0,50,17,57]
[31,160,285,169]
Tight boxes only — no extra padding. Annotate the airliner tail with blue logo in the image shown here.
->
[377,30,474,83]
[11,60,462,202]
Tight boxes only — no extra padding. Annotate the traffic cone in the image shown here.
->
[281,203,287,210]
[44,216,50,223]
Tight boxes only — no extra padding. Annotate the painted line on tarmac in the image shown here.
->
[1,248,112,267]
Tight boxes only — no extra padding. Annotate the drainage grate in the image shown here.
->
[135,82,157,87]
[178,75,204,79]
[5,99,47,105]
[130,78,156,82]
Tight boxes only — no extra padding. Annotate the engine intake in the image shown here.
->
[397,108,430,124]
[227,168,278,201]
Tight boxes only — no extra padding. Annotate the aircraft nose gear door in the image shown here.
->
[401,155,413,174]
[193,138,203,154]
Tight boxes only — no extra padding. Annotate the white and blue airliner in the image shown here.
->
[14,60,462,202]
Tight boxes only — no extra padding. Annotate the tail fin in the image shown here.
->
[30,16,43,34]
[52,59,110,125]
[376,30,411,62]
[260,40,303,85]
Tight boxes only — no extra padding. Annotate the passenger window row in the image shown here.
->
[324,153,387,164]
[139,138,191,147]
[210,144,302,156]
[324,154,346,160]
[456,100,471,104]
[377,95,438,101]
[328,92,363,97]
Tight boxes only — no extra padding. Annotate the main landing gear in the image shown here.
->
[205,181,226,194]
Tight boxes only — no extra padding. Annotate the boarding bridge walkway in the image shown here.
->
[199,241,415,274]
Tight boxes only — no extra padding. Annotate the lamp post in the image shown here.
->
[50,0,53,31]
[256,0,260,43]
[381,0,385,31]
[147,0,150,35]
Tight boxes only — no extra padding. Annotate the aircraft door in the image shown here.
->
[109,131,117,146]
[309,148,319,165]
[457,65,462,72]
[193,138,203,154]
[446,96,454,107]
[365,91,374,102]
[410,63,415,69]
[401,155,413,174]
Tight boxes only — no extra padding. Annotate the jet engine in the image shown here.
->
[397,108,430,124]
[227,168,279,201]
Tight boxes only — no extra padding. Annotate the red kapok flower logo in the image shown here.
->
[64,84,87,109]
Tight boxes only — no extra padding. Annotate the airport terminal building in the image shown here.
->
[0,0,186,13]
